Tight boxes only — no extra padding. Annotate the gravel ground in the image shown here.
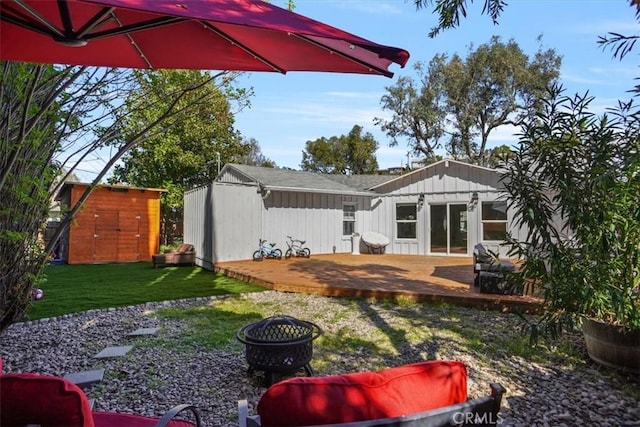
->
[1,291,639,427]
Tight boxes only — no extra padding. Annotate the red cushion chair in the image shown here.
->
[258,360,467,426]
[239,360,506,427]
[0,372,201,427]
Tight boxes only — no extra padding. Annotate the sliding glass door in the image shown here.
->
[429,204,468,254]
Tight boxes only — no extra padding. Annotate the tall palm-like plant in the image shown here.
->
[502,85,640,339]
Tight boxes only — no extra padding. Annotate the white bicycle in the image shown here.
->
[284,236,310,259]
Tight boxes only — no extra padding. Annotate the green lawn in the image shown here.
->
[26,262,265,320]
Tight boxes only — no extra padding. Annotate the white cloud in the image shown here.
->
[486,125,519,147]
[330,1,403,16]
[562,65,639,87]
[262,99,386,129]
[376,145,411,168]
[561,72,615,86]
[569,20,639,35]
[325,91,382,100]
[588,66,638,78]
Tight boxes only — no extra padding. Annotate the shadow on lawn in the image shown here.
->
[314,296,640,425]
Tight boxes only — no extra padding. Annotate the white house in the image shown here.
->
[184,160,521,267]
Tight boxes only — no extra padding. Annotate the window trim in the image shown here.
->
[342,203,356,236]
[481,201,508,241]
[395,202,418,240]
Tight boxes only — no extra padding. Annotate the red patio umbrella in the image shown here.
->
[0,0,409,77]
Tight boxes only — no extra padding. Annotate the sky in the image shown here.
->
[233,0,639,171]
[73,0,640,181]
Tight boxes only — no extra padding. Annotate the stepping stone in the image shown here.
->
[93,345,133,359]
[64,369,104,388]
[128,327,160,337]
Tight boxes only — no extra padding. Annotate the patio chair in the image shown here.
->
[473,243,518,293]
[152,243,196,268]
[473,244,516,278]
[0,371,202,427]
[360,231,390,254]
[238,360,506,427]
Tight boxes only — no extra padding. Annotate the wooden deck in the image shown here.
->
[215,254,540,313]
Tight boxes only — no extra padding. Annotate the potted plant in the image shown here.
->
[501,85,640,372]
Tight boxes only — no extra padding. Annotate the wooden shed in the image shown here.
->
[57,183,165,264]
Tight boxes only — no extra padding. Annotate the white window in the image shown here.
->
[481,201,508,241]
[343,204,356,236]
[396,203,417,239]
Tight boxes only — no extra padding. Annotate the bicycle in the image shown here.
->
[253,239,282,261]
[284,235,311,259]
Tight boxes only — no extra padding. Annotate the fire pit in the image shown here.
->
[236,315,322,386]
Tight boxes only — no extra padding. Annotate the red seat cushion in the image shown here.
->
[0,372,197,427]
[257,360,468,427]
[0,373,95,427]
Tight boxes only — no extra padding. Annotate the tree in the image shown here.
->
[110,70,251,244]
[300,125,379,174]
[233,137,277,167]
[0,64,136,330]
[375,57,448,161]
[502,86,640,338]
[415,0,507,38]
[1,63,66,330]
[486,144,513,167]
[0,62,247,331]
[377,37,560,165]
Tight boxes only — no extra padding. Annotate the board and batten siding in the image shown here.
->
[184,182,261,267]
[370,161,507,256]
[185,182,373,264]
[262,191,371,256]
[216,168,255,185]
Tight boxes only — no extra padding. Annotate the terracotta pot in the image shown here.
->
[582,317,640,373]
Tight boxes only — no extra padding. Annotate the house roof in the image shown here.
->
[221,164,391,196]
[221,160,500,195]
[369,159,499,190]
[323,174,397,190]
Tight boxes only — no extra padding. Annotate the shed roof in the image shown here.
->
[58,182,167,200]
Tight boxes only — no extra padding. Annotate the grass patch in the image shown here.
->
[318,333,380,354]
[149,292,583,374]
[27,262,265,320]
[157,299,264,351]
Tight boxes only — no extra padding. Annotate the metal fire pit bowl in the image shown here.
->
[236,315,322,386]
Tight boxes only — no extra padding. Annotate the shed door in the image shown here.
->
[94,210,119,263]
[117,213,141,261]
[429,204,468,255]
